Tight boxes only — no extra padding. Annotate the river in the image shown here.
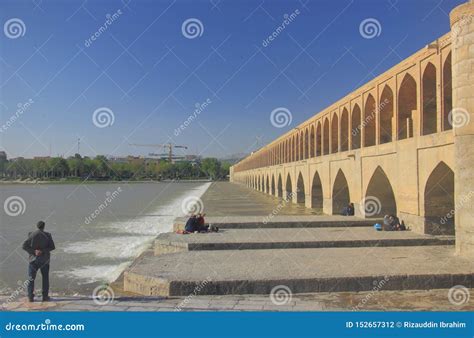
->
[0,181,210,295]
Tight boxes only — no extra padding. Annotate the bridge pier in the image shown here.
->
[451,0,474,257]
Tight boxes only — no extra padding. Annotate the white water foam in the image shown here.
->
[55,182,211,284]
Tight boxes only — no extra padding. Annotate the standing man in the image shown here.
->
[22,221,55,302]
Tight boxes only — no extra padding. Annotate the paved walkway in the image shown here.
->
[2,288,472,312]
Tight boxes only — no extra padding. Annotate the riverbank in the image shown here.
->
[0,178,213,185]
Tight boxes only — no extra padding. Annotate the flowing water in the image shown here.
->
[0,181,210,295]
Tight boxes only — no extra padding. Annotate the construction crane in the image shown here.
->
[129,143,188,163]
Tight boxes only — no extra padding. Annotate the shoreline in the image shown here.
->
[0,179,214,185]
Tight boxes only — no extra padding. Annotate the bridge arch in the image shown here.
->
[323,117,330,155]
[340,108,349,151]
[310,125,315,157]
[331,113,338,153]
[424,161,455,235]
[380,85,394,144]
[271,174,275,195]
[311,171,323,210]
[285,173,293,201]
[422,62,438,135]
[364,94,376,147]
[332,169,350,215]
[442,52,452,131]
[277,173,283,198]
[398,73,417,140]
[266,175,270,194]
[304,128,309,159]
[316,122,322,156]
[351,104,361,149]
[296,172,305,204]
[364,166,397,218]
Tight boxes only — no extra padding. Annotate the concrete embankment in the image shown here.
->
[123,182,472,297]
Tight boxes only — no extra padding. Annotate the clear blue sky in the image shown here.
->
[0,0,465,159]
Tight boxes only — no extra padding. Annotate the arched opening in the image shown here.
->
[351,104,361,149]
[316,122,322,156]
[364,94,376,147]
[296,173,305,204]
[295,134,300,161]
[422,63,437,135]
[310,125,315,157]
[266,175,270,194]
[277,174,283,198]
[424,162,455,235]
[323,118,330,155]
[442,53,452,131]
[311,171,323,210]
[304,129,309,159]
[285,174,293,202]
[340,108,349,151]
[332,170,350,215]
[365,166,397,218]
[289,138,293,162]
[398,74,417,140]
[331,114,338,153]
[271,175,275,195]
[379,85,393,144]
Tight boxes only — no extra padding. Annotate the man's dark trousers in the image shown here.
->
[27,259,50,300]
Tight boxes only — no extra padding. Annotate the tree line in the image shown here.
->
[0,154,231,181]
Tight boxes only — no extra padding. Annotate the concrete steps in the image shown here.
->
[124,246,474,296]
[173,216,382,231]
[154,227,454,254]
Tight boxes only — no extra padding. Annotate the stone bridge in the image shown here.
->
[230,1,474,258]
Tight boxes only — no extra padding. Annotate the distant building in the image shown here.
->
[0,151,7,161]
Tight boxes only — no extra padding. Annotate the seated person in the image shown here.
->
[342,203,355,216]
[184,214,209,233]
[383,214,406,231]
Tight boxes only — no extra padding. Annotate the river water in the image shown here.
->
[0,181,210,295]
